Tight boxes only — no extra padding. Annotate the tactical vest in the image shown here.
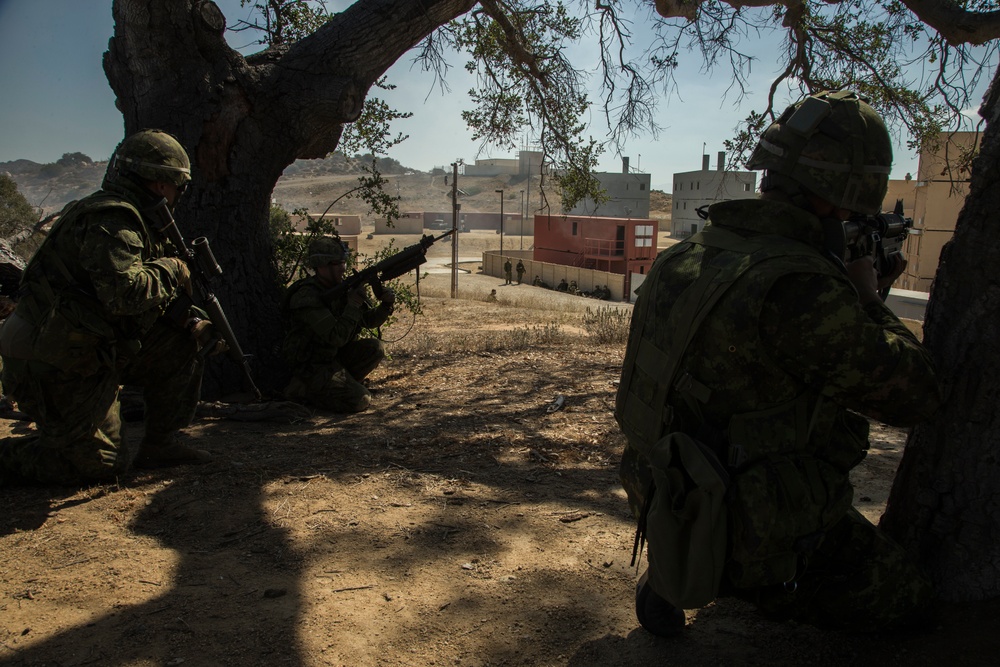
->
[0,193,157,370]
[617,223,868,467]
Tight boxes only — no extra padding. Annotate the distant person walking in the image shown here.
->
[516,260,525,284]
[504,258,513,285]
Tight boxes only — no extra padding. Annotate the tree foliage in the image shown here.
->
[233,0,334,45]
[0,174,38,240]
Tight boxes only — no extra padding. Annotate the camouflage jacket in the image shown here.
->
[9,179,188,357]
[281,275,391,369]
[618,198,940,471]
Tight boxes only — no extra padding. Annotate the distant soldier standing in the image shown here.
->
[0,130,216,485]
[281,237,394,413]
[503,258,513,285]
[516,259,525,284]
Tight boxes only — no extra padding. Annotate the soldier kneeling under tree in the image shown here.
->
[280,237,394,413]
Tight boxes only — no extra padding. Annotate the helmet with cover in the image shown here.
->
[308,236,348,268]
[746,90,892,215]
[111,129,192,188]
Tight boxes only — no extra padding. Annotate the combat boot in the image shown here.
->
[134,436,212,469]
[635,569,686,637]
[283,376,308,402]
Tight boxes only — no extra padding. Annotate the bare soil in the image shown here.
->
[2,234,999,667]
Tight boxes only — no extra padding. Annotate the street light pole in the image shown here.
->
[496,188,504,256]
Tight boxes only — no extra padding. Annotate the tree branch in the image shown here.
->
[653,0,1000,46]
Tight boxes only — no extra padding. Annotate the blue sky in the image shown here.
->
[0,0,983,192]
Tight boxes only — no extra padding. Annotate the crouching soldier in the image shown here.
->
[616,91,939,636]
[281,237,394,413]
[0,130,213,485]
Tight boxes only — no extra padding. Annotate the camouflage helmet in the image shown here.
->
[308,236,348,268]
[746,90,892,215]
[112,129,191,188]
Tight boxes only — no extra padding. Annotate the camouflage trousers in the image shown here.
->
[620,443,933,631]
[0,320,202,485]
[284,338,385,413]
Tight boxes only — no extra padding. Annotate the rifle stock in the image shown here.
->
[146,199,262,400]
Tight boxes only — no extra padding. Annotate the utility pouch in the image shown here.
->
[32,298,116,375]
[644,431,730,609]
[727,454,853,589]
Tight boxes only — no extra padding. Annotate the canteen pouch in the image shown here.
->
[645,431,729,609]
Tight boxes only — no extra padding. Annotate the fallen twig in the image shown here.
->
[332,585,373,593]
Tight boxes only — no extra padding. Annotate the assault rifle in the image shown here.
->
[146,199,262,400]
[843,198,913,300]
[325,229,455,301]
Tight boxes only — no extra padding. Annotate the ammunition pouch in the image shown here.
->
[30,297,118,375]
[727,453,853,589]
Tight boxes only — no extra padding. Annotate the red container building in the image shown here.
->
[532,214,658,278]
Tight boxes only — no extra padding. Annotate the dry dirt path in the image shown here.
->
[2,281,999,666]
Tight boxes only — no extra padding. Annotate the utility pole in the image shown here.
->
[525,160,531,246]
[496,188,504,256]
[519,189,525,250]
[451,163,459,299]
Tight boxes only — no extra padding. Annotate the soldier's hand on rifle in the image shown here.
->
[187,317,229,356]
[877,254,907,292]
[347,287,367,309]
[160,257,193,296]
[846,255,881,306]
[380,288,396,308]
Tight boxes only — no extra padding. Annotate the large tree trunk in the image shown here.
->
[881,71,1000,601]
[102,0,476,397]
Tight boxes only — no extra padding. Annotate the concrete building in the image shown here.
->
[671,151,757,238]
[886,132,979,293]
[462,158,519,177]
[567,157,651,218]
[461,150,547,177]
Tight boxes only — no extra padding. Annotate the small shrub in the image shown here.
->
[582,305,630,345]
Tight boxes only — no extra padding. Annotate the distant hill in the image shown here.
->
[2,150,672,229]
[649,188,671,212]
[1,154,106,214]
[0,150,422,216]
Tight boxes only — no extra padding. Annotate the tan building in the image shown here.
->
[884,132,979,292]
[307,213,362,236]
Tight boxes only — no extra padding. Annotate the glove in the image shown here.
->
[159,257,193,297]
[187,317,229,356]
[380,288,396,308]
[347,288,367,309]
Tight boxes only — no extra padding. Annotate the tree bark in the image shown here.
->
[881,69,1000,601]
[103,0,476,397]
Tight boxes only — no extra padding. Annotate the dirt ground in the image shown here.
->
[2,233,1000,666]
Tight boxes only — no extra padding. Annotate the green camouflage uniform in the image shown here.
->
[281,276,391,412]
[0,177,200,485]
[618,198,940,631]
